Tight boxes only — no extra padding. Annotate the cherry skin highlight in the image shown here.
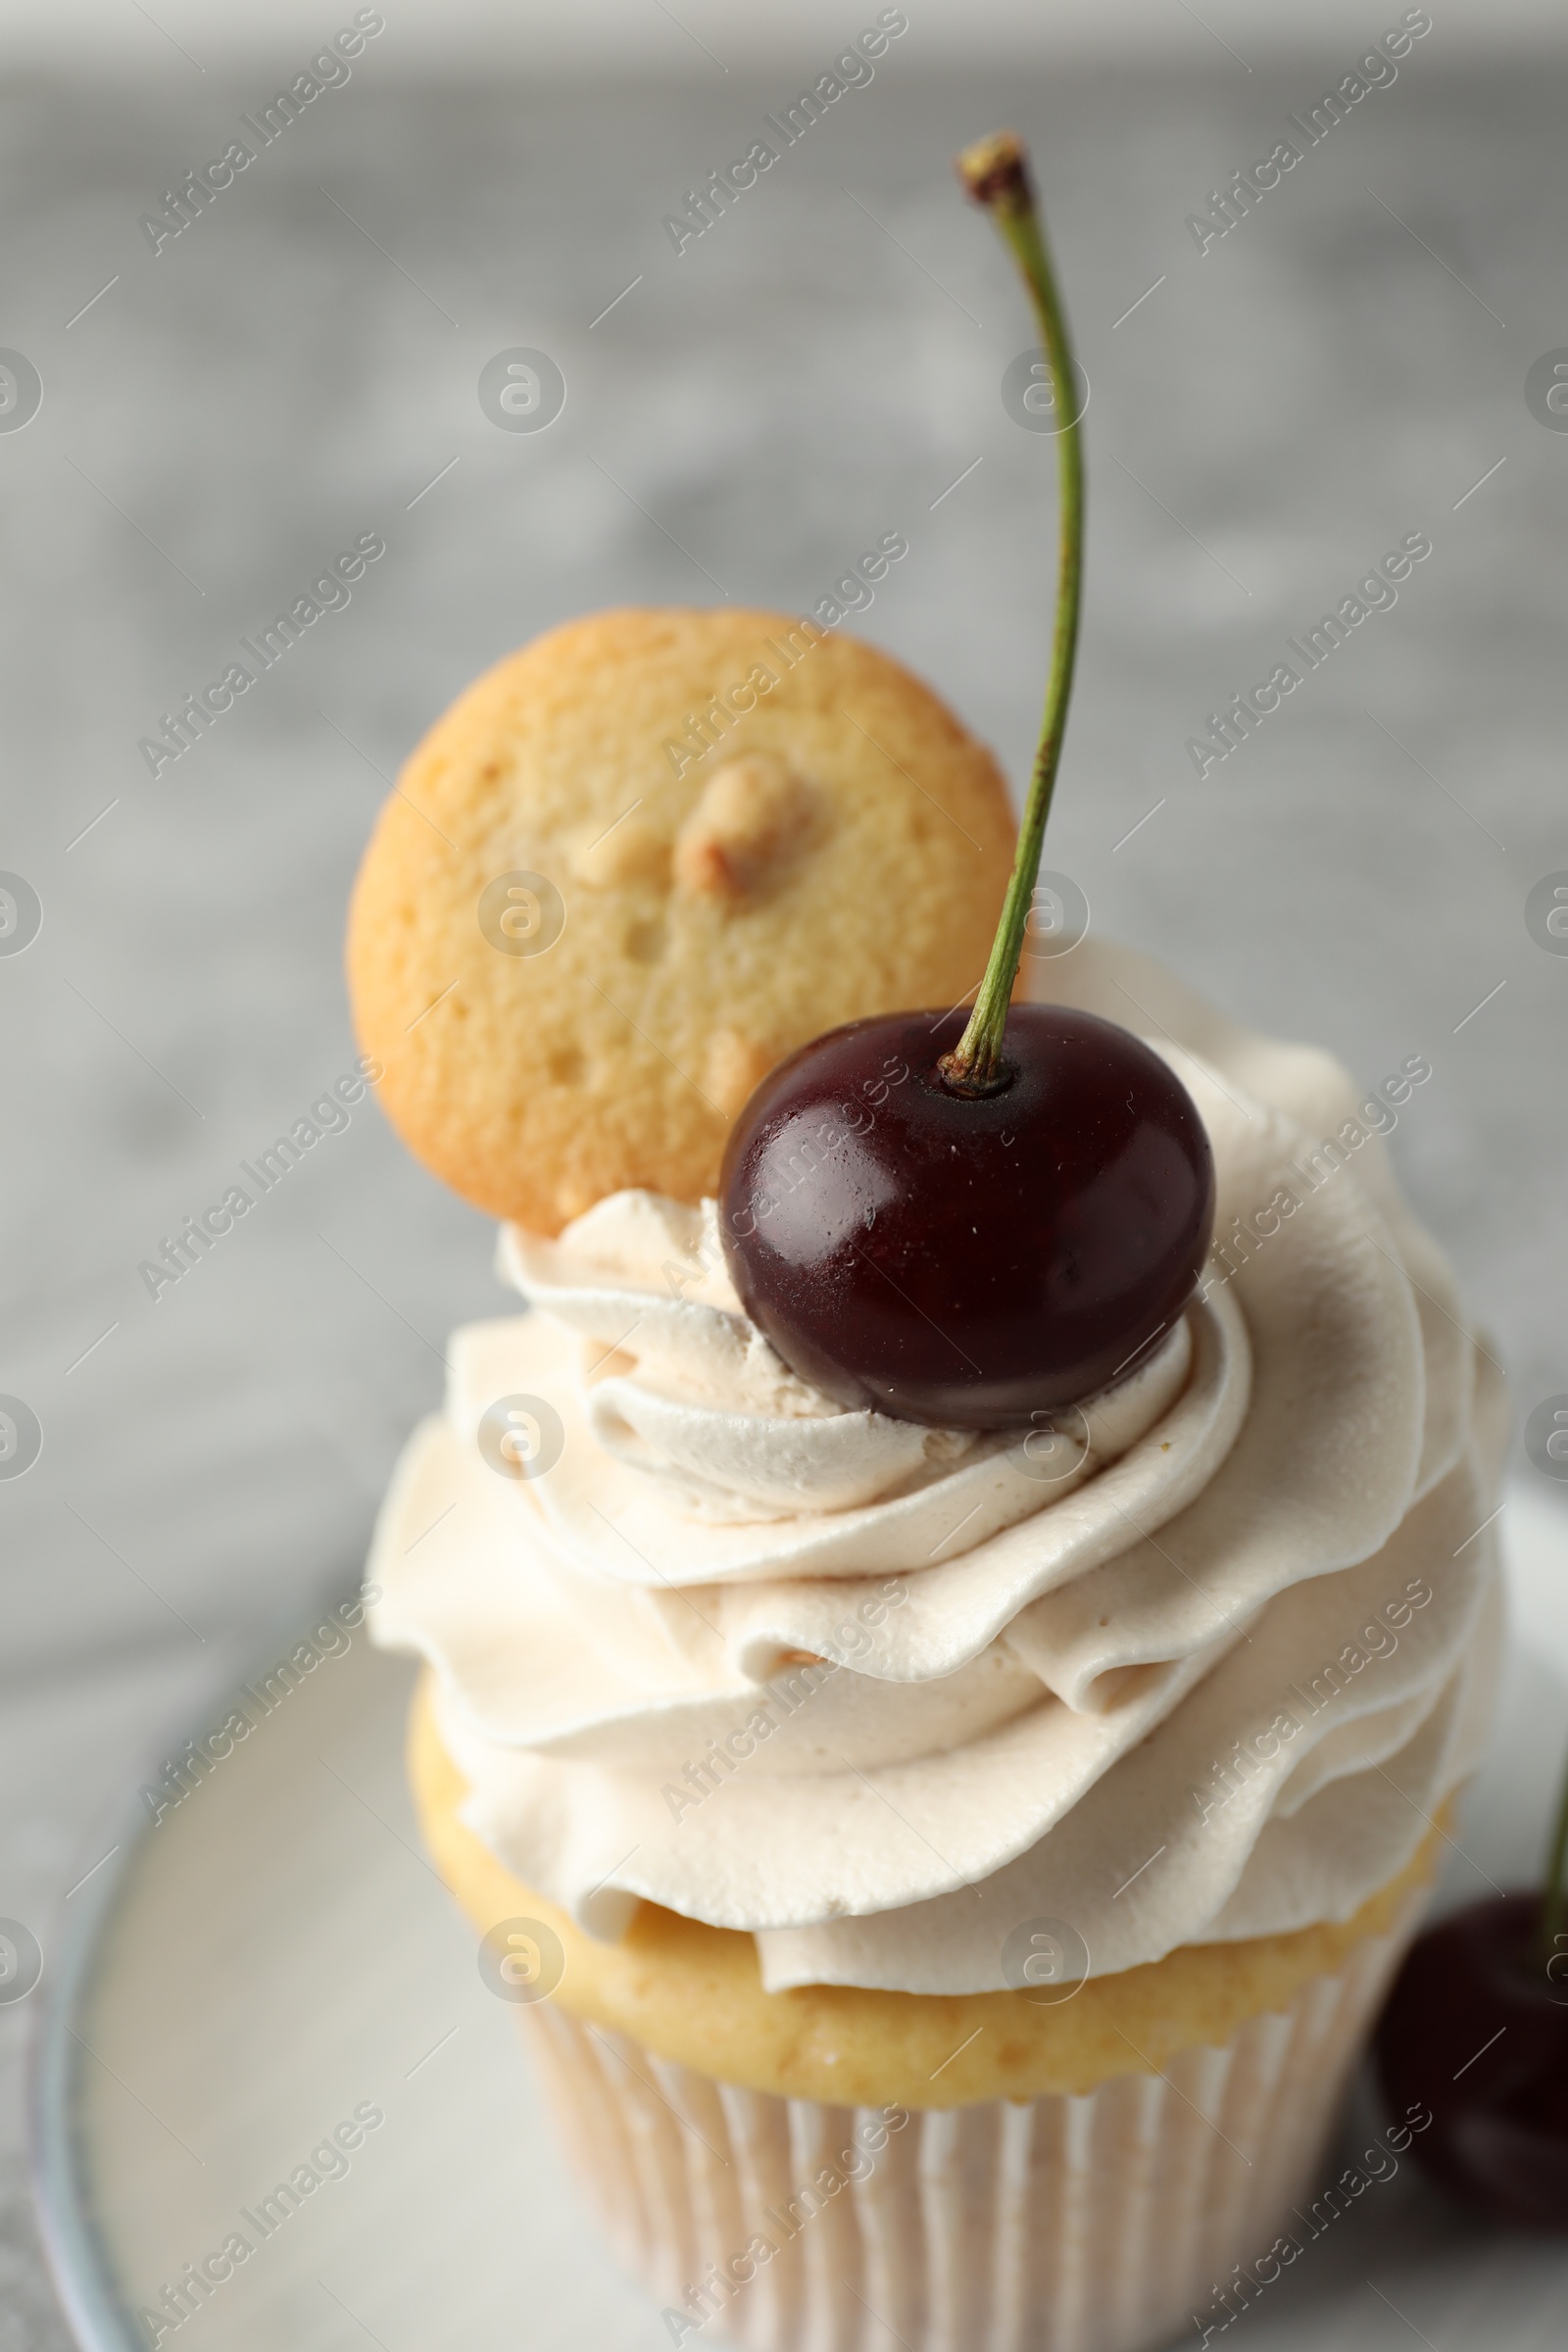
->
[718,1004,1215,1429]
[1375,1892,1568,2230]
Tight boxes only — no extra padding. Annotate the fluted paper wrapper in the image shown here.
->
[520,1903,1422,2352]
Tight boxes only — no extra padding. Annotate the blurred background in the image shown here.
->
[4,0,1568,2337]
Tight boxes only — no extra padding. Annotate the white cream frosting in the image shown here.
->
[368,939,1505,1993]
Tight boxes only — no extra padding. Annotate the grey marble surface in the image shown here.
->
[2,50,1566,2343]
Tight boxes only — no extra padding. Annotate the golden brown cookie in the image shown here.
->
[347,608,1015,1233]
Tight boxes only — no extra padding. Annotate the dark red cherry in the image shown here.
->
[718,1002,1214,1428]
[714,141,1210,1426]
[1374,1892,1568,2230]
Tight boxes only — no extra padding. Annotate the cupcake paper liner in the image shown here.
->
[520,1893,1424,2352]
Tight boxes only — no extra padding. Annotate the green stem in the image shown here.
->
[1532,1737,1568,1972]
[939,132,1085,1096]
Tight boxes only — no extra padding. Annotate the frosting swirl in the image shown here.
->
[368,940,1504,1993]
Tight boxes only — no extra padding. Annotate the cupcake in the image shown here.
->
[363,929,1501,2349]
[347,135,1504,2352]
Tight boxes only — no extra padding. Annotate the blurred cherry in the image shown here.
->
[1376,1740,1568,2230]
[1376,1892,1568,2230]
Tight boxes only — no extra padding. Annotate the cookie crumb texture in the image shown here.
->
[347,609,1015,1232]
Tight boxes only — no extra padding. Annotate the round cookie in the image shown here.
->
[347,607,1016,1234]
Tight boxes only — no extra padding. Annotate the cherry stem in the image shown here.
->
[1532,1735,1568,1973]
[938,130,1084,1096]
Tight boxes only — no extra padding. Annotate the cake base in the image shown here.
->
[521,1922,1422,2352]
[408,1670,1446,2109]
